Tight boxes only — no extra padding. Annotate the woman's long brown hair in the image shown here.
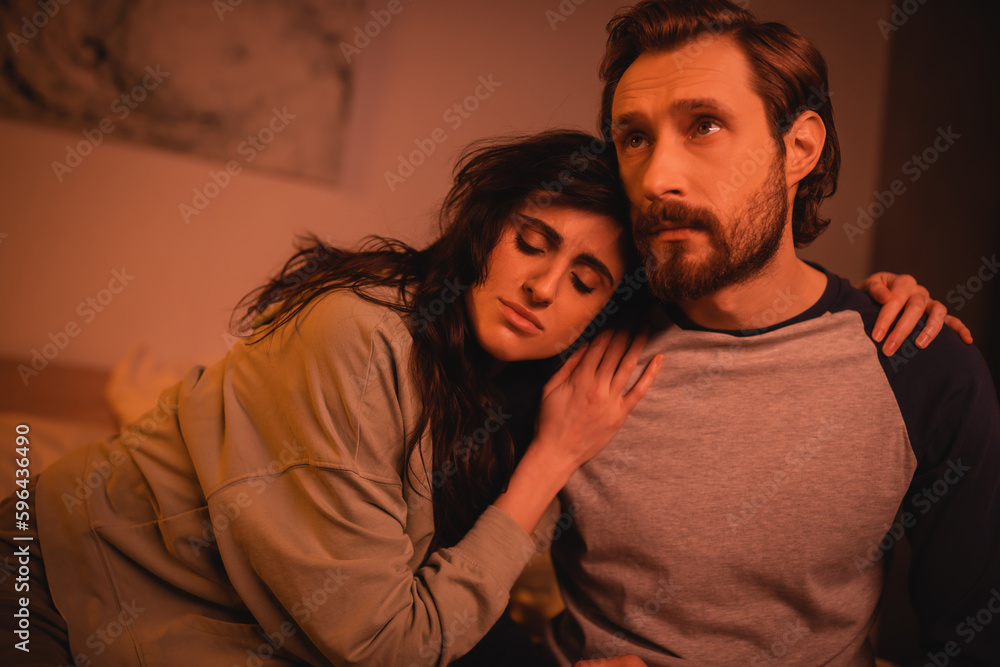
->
[234,130,632,549]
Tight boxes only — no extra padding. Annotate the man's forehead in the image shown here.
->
[612,37,756,114]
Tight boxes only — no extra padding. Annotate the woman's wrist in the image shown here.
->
[492,437,576,534]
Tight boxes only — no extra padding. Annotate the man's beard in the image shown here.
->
[632,158,789,303]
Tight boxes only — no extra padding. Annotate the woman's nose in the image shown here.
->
[523,267,559,305]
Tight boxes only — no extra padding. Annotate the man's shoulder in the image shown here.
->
[837,280,995,433]
[818,270,976,368]
[826,273,880,315]
[817,270,999,476]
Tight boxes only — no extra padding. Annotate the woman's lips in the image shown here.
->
[498,299,543,334]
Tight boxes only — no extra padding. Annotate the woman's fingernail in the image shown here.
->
[916,333,930,348]
[873,327,886,342]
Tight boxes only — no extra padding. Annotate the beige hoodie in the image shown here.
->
[36,288,535,666]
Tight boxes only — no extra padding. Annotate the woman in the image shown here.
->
[1,130,963,667]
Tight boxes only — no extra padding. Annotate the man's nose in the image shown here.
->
[641,139,688,202]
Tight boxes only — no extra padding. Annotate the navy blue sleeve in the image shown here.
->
[839,282,1000,665]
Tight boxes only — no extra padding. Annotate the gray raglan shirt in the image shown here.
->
[547,266,1000,666]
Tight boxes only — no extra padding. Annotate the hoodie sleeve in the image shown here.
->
[209,291,537,666]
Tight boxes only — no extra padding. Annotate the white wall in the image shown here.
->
[0,0,891,372]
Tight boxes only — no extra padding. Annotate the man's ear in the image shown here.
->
[783,110,826,189]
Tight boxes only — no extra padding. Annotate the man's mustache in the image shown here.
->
[633,202,721,239]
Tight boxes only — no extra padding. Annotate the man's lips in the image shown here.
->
[645,219,704,234]
[649,225,701,241]
[498,298,544,333]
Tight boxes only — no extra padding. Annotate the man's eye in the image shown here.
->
[625,134,648,150]
[694,119,721,137]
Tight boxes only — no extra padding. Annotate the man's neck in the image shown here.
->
[675,249,828,332]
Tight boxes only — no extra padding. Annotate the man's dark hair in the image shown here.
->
[599,0,840,247]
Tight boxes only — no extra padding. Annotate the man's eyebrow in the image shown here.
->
[515,213,615,284]
[611,112,644,135]
[670,97,735,119]
[612,98,735,132]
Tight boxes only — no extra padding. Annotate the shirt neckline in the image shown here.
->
[661,262,840,337]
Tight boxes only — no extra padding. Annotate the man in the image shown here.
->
[549,1,1000,665]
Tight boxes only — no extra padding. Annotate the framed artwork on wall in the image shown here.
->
[1,0,364,184]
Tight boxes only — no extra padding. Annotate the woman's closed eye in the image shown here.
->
[571,263,602,295]
[515,233,545,255]
[571,274,595,294]
[516,236,599,294]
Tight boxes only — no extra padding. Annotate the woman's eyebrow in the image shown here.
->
[575,253,614,285]
[515,213,614,284]
[514,213,563,244]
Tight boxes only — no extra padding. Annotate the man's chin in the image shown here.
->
[646,257,718,303]
[644,239,706,270]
